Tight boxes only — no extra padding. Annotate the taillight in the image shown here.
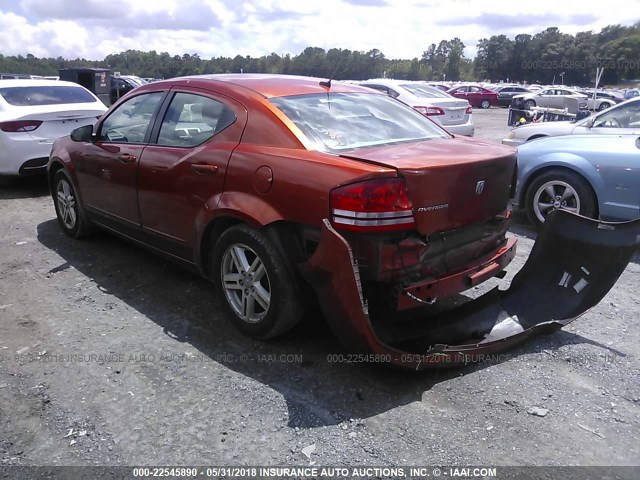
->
[414,106,445,116]
[465,105,473,114]
[331,178,416,232]
[0,120,43,132]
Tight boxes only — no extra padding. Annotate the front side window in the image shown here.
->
[0,85,97,106]
[270,92,450,153]
[98,92,163,143]
[593,102,640,128]
[156,92,236,147]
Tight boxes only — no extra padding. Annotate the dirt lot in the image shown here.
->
[1,108,639,474]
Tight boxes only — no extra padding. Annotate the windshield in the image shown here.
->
[0,85,97,106]
[401,83,453,99]
[270,92,450,152]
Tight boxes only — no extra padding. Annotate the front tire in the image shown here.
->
[524,99,536,109]
[525,169,597,228]
[52,170,95,238]
[211,224,303,339]
[481,99,491,109]
[598,101,611,111]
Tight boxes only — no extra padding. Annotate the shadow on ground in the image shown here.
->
[36,219,623,428]
[0,175,49,199]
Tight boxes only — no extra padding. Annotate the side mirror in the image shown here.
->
[70,124,93,142]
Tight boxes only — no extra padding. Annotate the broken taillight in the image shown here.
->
[331,178,416,232]
[0,120,42,132]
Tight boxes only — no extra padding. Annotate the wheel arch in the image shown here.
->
[47,158,66,192]
[197,215,305,280]
[520,163,600,217]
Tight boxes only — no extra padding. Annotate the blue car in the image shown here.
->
[513,134,640,227]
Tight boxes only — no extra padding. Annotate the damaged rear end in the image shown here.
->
[300,210,640,369]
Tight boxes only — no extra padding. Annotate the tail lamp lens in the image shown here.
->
[0,120,43,132]
[331,178,416,232]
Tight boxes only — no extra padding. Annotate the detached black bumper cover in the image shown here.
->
[299,210,640,370]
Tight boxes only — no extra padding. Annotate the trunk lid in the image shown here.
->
[341,137,516,235]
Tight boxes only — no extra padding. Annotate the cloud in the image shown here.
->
[437,12,600,32]
[0,0,637,61]
[342,0,389,6]
[19,0,222,31]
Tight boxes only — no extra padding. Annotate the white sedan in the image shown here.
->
[502,97,640,147]
[0,79,107,177]
[358,79,475,136]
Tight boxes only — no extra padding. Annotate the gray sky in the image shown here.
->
[0,0,637,60]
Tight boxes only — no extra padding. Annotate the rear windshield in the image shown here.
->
[401,83,453,99]
[0,85,97,106]
[270,92,450,152]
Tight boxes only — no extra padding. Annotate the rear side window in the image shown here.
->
[0,85,97,106]
[156,92,236,147]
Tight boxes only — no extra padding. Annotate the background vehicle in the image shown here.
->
[513,88,587,110]
[502,97,640,146]
[48,74,517,343]
[0,79,106,177]
[359,79,474,136]
[110,75,145,104]
[492,85,532,107]
[513,134,640,227]
[447,84,498,109]
[624,88,640,99]
[582,90,623,111]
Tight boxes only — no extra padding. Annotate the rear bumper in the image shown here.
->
[0,132,52,175]
[443,123,475,137]
[299,211,640,370]
[396,237,516,310]
[501,137,524,147]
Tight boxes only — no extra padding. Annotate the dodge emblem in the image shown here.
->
[476,180,485,195]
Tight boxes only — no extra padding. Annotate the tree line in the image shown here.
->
[1,23,638,86]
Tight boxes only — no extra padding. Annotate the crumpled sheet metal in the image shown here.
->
[299,210,640,370]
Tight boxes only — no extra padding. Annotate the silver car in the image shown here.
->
[359,79,474,136]
[514,87,587,110]
[513,134,640,226]
[503,97,640,147]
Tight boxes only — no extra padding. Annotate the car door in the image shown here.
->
[587,101,640,136]
[466,86,481,106]
[596,136,640,220]
[74,91,165,230]
[136,89,247,259]
[450,86,467,101]
[537,89,554,108]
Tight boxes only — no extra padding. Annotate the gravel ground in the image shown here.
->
[0,108,638,474]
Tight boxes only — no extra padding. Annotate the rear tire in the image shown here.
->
[524,99,536,109]
[598,101,611,111]
[52,170,95,238]
[211,224,303,339]
[525,169,597,228]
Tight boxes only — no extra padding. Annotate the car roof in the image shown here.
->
[163,74,376,98]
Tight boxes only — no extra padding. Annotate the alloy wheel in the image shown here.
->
[221,243,271,323]
[56,178,77,230]
[532,180,580,224]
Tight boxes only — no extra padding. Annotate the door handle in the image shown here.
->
[118,153,137,163]
[191,164,218,175]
